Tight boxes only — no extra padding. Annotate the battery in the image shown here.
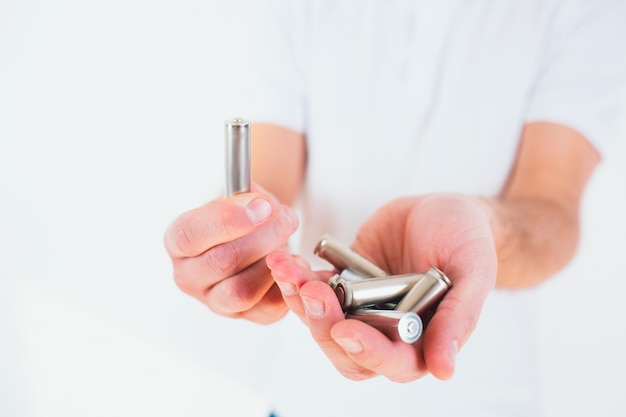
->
[346,309,423,344]
[394,267,452,316]
[224,118,251,197]
[332,273,424,311]
[328,269,368,291]
[314,234,388,278]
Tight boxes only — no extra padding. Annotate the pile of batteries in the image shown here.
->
[314,235,452,344]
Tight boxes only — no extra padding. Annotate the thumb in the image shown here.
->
[421,265,495,380]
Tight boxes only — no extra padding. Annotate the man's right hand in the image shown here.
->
[164,187,299,324]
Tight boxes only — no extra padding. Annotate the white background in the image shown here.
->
[1,1,625,416]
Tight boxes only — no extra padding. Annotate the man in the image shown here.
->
[165,1,626,415]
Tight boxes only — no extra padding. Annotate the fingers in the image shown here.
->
[203,283,289,325]
[300,281,430,382]
[421,279,487,380]
[267,253,374,379]
[298,281,379,381]
[217,284,290,325]
[167,193,297,294]
[423,249,497,380]
[239,283,289,324]
[268,245,496,383]
[267,252,428,382]
[266,251,332,320]
[164,192,296,259]
[202,257,278,314]
[172,214,296,296]
[164,190,298,325]
[330,320,428,383]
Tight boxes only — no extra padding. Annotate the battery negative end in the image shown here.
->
[314,234,332,257]
[429,266,452,288]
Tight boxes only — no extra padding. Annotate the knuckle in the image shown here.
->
[214,277,257,313]
[204,243,241,276]
[171,222,197,256]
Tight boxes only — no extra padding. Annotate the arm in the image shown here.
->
[486,121,600,288]
[251,123,307,206]
[265,121,601,381]
[162,124,305,324]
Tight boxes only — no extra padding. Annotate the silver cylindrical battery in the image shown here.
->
[328,269,368,290]
[333,273,424,310]
[314,234,388,278]
[346,309,423,344]
[394,267,452,315]
[224,118,251,197]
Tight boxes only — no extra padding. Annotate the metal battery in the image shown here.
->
[224,118,251,197]
[394,266,452,315]
[346,309,423,344]
[328,269,368,290]
[314,234,388,278]
[332,273,424,311]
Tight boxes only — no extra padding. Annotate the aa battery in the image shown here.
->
[328,269,367,290]
[346,309,423,344]
[314,234,388,278]
[394,267,452,315]
[332,273,424,311]
[224,118,251,197]
[313,235,451,343]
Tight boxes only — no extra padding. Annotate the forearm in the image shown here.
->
[478,122,600,288]
[478,196,580,288]
[251,123,307,206]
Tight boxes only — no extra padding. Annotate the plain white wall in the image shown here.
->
[538,121,626,417]
[1,1,272,416]
[1,1,624,416]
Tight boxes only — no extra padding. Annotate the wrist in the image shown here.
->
[473,194,580,288]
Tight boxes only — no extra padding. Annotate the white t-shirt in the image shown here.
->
[241,1,626,416]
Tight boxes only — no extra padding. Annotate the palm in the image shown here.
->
[267,193,498,382]
[353,195,497,283]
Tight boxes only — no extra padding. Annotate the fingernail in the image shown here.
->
[334,337,363,354]
[246,198,273,224]
[276,280,297,296]
[302,296,325,318]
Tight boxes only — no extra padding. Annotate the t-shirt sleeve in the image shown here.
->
[240,0,307,134]
[526,0,626,155]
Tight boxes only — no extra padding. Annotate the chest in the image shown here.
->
[301,0,556,198]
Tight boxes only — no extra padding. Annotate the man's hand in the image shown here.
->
[164,186,299,324]
[267,194,497,382]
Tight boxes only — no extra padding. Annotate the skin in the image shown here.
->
[164,121,600,382]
